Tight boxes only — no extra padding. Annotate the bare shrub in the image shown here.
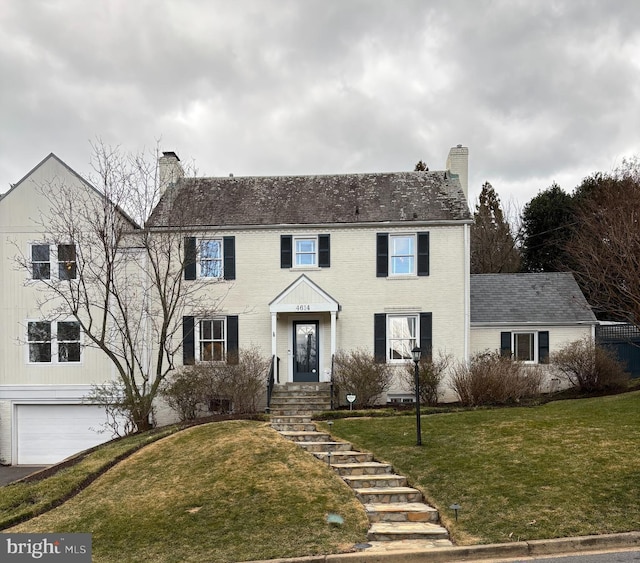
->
[162,347,271,418]
[450,351,544,406]
[217,347,271,413]
[87,381,141,436]
[333,349,394,407]
[160,365,210,422]
[401,353,450,406]
[551,337,629,392]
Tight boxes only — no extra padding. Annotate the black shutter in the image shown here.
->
[227,315,239,364]
[183,316,195,365]
[318,234,330,268]
[184,237,196,280]
[538,331,550,364]
[374,313,386,363]
[420,312,433,358]
[376,233,388,277]
[500,332,512,357]
[223,237,235,280]
[417,232,430,276]
[281,235,292,268]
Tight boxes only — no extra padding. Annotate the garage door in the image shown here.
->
[16,404,112,465]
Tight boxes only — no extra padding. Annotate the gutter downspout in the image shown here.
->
[464,223,470,363]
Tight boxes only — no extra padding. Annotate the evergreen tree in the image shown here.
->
[471,182,520,274]
[520,183,574,272]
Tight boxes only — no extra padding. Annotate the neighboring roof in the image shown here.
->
[471,272,597,325]
[1,153,139,229]
[147,170,472,227]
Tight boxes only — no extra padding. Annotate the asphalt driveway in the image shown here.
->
[0,465,48,486]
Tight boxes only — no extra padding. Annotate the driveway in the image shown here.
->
[0,465,48,486]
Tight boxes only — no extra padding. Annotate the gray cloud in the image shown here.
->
[1,0,639,208]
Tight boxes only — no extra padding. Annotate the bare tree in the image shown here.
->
[568,158,640,328]
[17,141,222,432]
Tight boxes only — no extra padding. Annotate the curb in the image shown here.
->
[246,531,640,563]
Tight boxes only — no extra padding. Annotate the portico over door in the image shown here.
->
[269,274,340,384]
[293,321,319,382]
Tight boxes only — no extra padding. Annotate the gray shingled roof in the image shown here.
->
[147,171,472,227]
[471,272,596,324]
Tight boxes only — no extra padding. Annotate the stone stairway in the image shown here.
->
[270,387,451,547]
[268,382,332,416]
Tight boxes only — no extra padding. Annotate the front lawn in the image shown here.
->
[321,391,640,545]
[8,421,368,562]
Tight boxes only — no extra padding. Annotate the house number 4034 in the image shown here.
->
[296,304,311,311]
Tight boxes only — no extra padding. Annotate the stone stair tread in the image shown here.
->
[369,522,449,536]
[355,486,420,494]
[331,462,390,469]
[278,431,328,437]
[365,502,437,513]
[299,441,350,447]
[344,473,404,481]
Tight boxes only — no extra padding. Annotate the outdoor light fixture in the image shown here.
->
[412,346,422,446]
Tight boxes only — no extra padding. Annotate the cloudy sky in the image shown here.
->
[1,0,639,208]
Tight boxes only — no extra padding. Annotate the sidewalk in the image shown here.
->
[246,531,640,563]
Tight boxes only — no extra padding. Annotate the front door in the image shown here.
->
[293,321,319,382]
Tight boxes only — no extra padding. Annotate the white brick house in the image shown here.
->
[0,146,598,465]
[147,150,473,404]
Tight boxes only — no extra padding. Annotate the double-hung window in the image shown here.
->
[184,236,235,281]
[376,232,429,277]
[387,315,418,361]
[389,235,416,276]
[31,243,77,280]
[513,332,535,362]
[198,319,226,361]
[294,236,317,267]
[27,320,81,363]
[500,330,549,364]
[199,239,223,278]
[280,234,330,269]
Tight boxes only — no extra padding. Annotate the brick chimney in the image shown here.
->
[446,144,469,200]
[158,151,184,196]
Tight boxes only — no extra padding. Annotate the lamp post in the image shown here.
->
[411,346,422,446]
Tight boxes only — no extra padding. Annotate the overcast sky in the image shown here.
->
[2,0,639,209]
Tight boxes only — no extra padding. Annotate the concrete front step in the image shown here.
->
[273,383,331,392]
[298,441,352,453]
[269,404,330,414]
[331,462,393,476]
[269,408,318,416]
[271,391,331,403]
[342,474,407,489]
[355,486,423,504]
[313,450,374,463]
[365,502,439,523]
[368,522,450,542]
[279,431,332,442]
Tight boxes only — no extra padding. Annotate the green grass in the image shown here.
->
[0,427,178,529]
[319,391,640,545]
[8,421,368,562]
[4,393,639,560]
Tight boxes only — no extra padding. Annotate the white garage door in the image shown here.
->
[16,404,112,465]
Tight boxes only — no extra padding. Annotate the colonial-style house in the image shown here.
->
[147,148,472,407]
[0,146,597,465]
